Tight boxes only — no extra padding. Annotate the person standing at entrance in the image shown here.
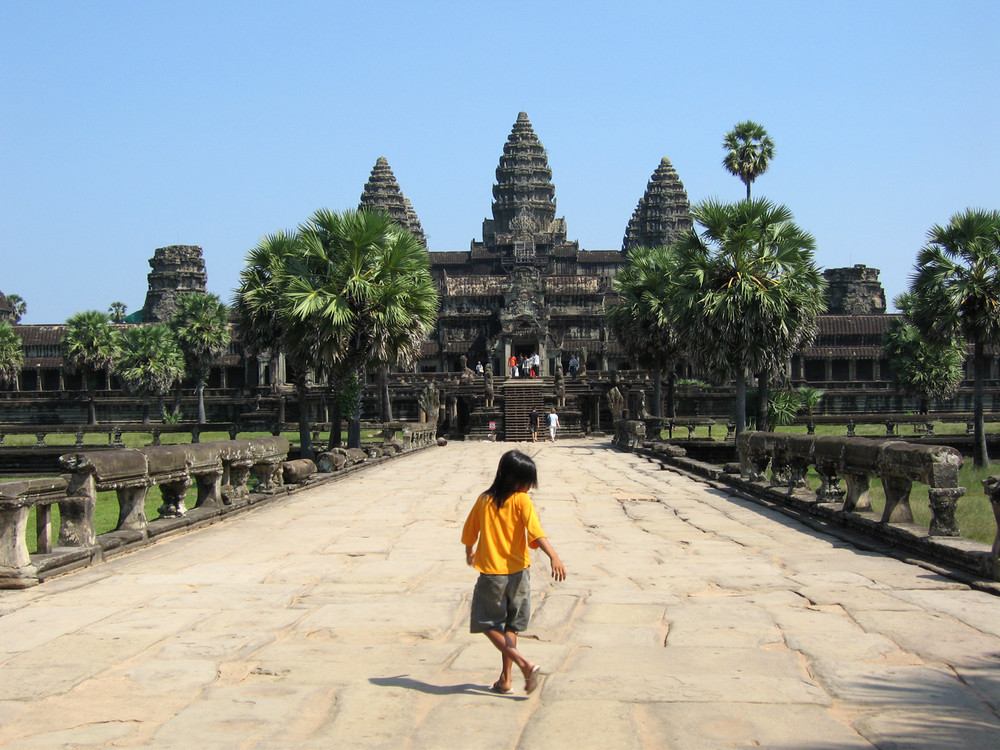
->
[546,408,560,442]
[508,354,517,378]
[568,355,579,379]
[529,407,539,442]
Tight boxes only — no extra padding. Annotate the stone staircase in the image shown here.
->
[503,380,546,441]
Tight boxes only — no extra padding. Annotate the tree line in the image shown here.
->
[608,120,1000,467]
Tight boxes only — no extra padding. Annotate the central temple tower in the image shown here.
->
[473,112,578,268]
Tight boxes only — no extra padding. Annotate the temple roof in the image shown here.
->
[359,156,427,247]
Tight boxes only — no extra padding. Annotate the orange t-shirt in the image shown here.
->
[462,491,545,575]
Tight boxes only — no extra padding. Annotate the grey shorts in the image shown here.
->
[470,569,531,633]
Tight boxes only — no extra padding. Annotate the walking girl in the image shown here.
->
[461,450,567,694]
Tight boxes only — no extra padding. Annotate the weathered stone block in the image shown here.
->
[282,459,317,484]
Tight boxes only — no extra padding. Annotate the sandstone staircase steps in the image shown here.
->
[503,380,546,441]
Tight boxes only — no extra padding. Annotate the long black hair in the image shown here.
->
[484,450,538,508]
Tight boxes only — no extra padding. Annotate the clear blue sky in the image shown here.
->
[3,0,997,324]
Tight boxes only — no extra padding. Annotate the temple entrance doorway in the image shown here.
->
[508,337,544,377]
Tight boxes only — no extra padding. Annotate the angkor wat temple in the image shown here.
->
[3,112,998,437]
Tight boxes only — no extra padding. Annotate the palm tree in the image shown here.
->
[115,324,184,423]
[62,311,121,424]
[287,209,439,448]
[909,208,1000,466]
[235,230,322,458]
[883,293,965,415]
[108,302,128,323]
[5,294,26,324]
[607,245,687,418]
[723,121,775,200]
[0,321,23,390]
[171,292,231,424]
[670,198,826,435]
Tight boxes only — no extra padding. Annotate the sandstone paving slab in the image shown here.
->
[0,605,114,656]
[567,622,666,648]
[850,609,1000,665]
[545,646,830,704]
[811,661,989,711]
[142,582,300,611]
[149,682,339,748]
[0,663,107,701]
[635,701,871,749]
[765,605,907,663]
[787,570,883,589]
[190,605,305,634]
[275,682,423,750]
[0,666,206,747]
[0,720,141,749]
[410,690,534,749]
[82,606,213,639]
[154,629,277,661]
[888,588,1000,637]
[517,700,643,750]
[663,599,782,648]
[794,584,926,612]
[576,601,665,625]
[251,641,466,686]
[854,708,1000,750]
[294,595,459,639]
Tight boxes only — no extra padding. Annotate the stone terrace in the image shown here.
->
[1,439,1000,748]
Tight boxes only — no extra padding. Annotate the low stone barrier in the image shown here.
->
[0,425,440,588]
[620,430,1000,582]
[737,432,966,535]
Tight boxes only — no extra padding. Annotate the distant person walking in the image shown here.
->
[546,407,560,442]
[568,355,579,379]
[529,407,539,442]
[462,450,567,695]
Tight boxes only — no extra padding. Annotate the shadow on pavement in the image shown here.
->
[369,675,525,699]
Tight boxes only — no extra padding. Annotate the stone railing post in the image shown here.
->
[59,471,98,546]
[0,478,70,588]
[981,477,1000,571]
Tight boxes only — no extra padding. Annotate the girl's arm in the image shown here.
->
[534,537,566,581]
[465,545,475,567]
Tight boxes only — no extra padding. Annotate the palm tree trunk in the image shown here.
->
[666,371,677,419]
[348,362,365,449]
[756,371,769,431]
[652,367,663,418]
[329,391,342,449]
[196,380,207,424]
[379,366,392,422]
[735,374,747,436]
[297,376,314,461]
[973,339,989,467]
